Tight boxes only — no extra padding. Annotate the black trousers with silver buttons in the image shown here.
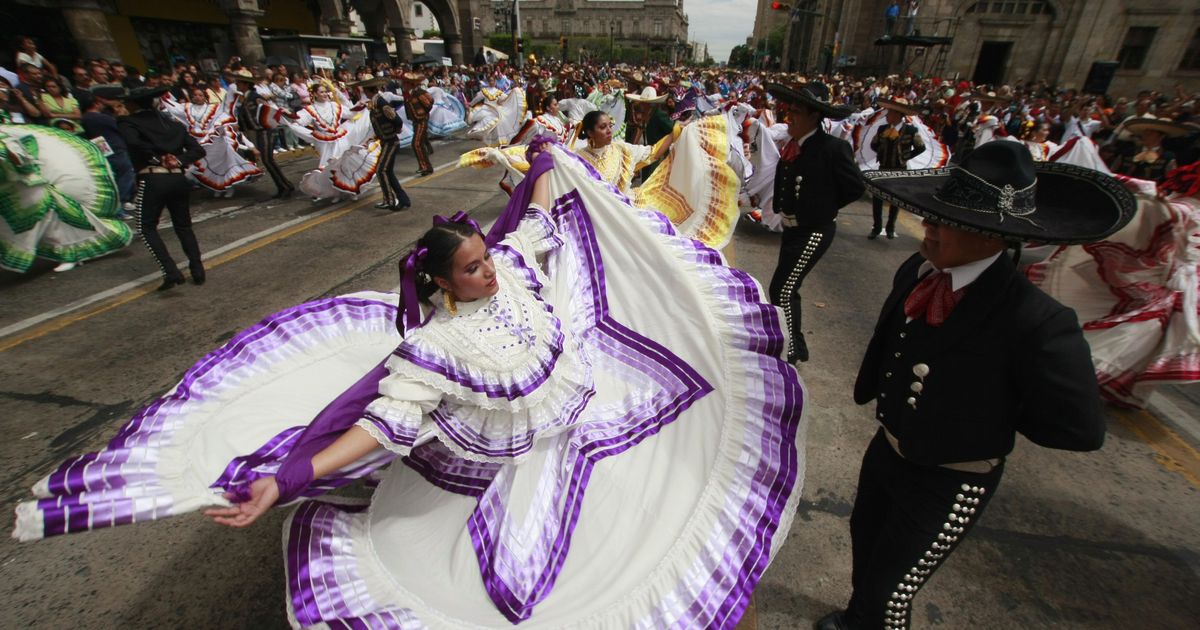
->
[768,220,837,360]
[845,429,1004,629]
[135,173,202,280]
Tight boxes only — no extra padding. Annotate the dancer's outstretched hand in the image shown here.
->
[204,476,280,528]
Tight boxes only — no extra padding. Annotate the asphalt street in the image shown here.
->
[1,137,1197,629]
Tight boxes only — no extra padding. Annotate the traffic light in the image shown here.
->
[771,2,789,9]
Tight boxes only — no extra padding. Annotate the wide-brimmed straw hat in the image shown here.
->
[878,97,920,116]
[625,86,667,104]
[766,81,852,119]
[862,141,1136,245]
[967,90,1012,103]
[224,67,256,83]
[400,72,425,83]
[1121,117,1193,138]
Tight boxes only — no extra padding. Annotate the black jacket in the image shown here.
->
[854,252,1104,465]
[236,89,263,133]
[870,122,926,169]
[773,128,865,228]
[118,109,204,172]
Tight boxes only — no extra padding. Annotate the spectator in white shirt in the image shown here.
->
[14,36,57,79]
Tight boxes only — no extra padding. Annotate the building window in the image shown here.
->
[562,19,571,35]
[415,3,423,17]
[542,19,548,34]
[632,20,640,35]
[966,1,1053,16]
[1118,26,1157,70]
[1181,27,1200,71]
[654,21,663,37]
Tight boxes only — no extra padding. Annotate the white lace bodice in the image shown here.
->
[356,205,589,462]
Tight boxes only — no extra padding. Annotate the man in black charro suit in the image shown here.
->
[117,85,207,290]
[765,81,865,363]
[814,141,1137,630]
[868,98,926,240]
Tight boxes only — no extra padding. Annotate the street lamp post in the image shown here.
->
[610,23,615,60]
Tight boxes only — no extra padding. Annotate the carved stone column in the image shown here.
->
[319,0,353,37]
[392,28,414,62]
[61,0,122,61]
[224,1,266,64]
[443,32,463,65]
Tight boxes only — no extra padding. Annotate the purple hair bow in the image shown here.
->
[433,211,481,234]
[398,245,430,332]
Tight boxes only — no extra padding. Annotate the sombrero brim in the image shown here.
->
[765,82,852,120]
[862,162,1136,245]
[878,99,921,116]
[118,86,172,101]
[349,77,389,89]
[967,93,1012,103]
[1122,119,1193,138]
[626,93,667,104]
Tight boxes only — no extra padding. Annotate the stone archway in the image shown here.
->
[354,0,464,64]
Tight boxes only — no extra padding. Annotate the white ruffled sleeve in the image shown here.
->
[353,367,442,455]
[502,202,563,267]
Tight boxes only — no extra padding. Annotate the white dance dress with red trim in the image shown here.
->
[287,99,381,200]
[1026,176,1200,407]
[163,98,262,192]
[14,144,807,629]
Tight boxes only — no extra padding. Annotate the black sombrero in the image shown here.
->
[118,85,171,102]
[766,81,852,120]
[862,141,1136,245]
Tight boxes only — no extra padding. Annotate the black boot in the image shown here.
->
[158,273,185,291]
[814,610,851,630]
[189,261,206,285]
[788,332,810,363]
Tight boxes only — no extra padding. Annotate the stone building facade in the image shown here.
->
[469,0,690,62]
[6,0,482,70]
[749,0,1200,96]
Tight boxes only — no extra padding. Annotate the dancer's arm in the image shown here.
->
[203,425,380,528]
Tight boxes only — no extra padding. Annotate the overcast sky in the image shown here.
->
[687,0,758,63]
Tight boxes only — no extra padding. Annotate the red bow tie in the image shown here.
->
[904,271,966,326]
[780,139,801,162]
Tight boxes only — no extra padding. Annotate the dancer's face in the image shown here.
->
[189,88,206,105]
[435,234,498,301]
[588,114,614,148]
[314,86,330,102]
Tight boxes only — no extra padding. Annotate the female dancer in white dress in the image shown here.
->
[15,137,806,630]
[426,85,468,137]
[162,86,262,198]
[467,80,527,146]
[287,82,381,201]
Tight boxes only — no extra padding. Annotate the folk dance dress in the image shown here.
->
[462,115,742,250]
[467,87,528,146]
[0,124,131,272]
[14,145,807,630]
[426,86,468,137]
[288,99,382,200]
[163,98,262,194]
